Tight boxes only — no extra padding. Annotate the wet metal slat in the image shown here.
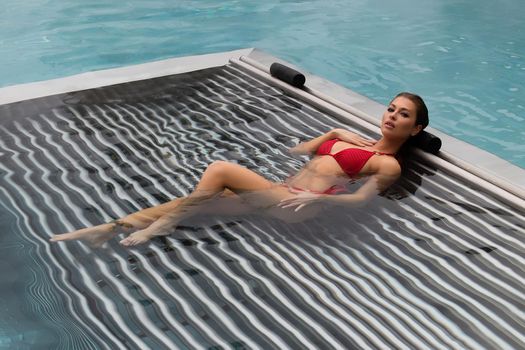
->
[0,65,524,349]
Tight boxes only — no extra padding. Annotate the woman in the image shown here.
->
[50,92,428,247]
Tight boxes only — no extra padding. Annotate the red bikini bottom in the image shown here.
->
[281,184,347,195]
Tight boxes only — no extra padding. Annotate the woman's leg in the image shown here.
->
[119,160,276,246]
[50,160,271,246]
[49,198,186,246]
[51,160,322,247]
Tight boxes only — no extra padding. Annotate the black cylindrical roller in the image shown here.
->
[269,62,306,88]
[414,131,442,154]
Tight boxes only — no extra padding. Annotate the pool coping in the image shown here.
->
[1,47,523,199]
[0,48,254,105]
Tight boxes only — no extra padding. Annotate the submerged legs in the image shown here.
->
[119,160,275,246]
[50,198,185,247]
[51,161,275,247]
[49,222,121,247]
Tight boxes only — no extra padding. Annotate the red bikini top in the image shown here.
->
[316,138,394,177]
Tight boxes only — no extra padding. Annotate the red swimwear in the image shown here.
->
[282,139,394,195]
[316,138,394,177]
[283,184,347,195]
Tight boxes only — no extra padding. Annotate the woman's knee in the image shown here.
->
[203,160,272,193]
[206,160,236,177]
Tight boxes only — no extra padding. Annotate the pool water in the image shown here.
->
[1,0,524,168]
[1,64,524,349]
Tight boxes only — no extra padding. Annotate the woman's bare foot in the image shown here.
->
[119,228,158,247]
[50,221,125,248]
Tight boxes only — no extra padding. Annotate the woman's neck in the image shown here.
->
[372,137,406,155]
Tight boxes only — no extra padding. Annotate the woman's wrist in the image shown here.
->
[321,193,337,203]
[330,128,340,139]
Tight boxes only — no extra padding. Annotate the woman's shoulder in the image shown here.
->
[376,155,402,177]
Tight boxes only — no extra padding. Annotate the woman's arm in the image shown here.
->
[289,128,377,155]
[279,157,401,210]
[278,176,385,211]
[289,129,337,155]
[324,157,401,206]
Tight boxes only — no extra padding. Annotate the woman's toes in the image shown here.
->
[120,232,151,246]
[49,233,72,242]
[120,237,133,246]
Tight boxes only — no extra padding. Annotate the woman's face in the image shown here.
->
[381,96,423,139]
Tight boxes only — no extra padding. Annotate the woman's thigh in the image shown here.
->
[119,198,184,226]
[195,160,275,194]
[241,185,324,223]
[196,195,256,217]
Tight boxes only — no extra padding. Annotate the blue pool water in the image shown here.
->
[1,0,524,168]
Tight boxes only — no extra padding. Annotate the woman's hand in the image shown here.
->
[332,128,376,147]
[277,189,325,212]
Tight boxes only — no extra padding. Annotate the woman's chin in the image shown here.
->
[380,126,396,136]
[381,127,411,140]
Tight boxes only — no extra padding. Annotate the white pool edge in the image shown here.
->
[0,48,254,105]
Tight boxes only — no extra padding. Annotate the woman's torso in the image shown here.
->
[287,139,394,192]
